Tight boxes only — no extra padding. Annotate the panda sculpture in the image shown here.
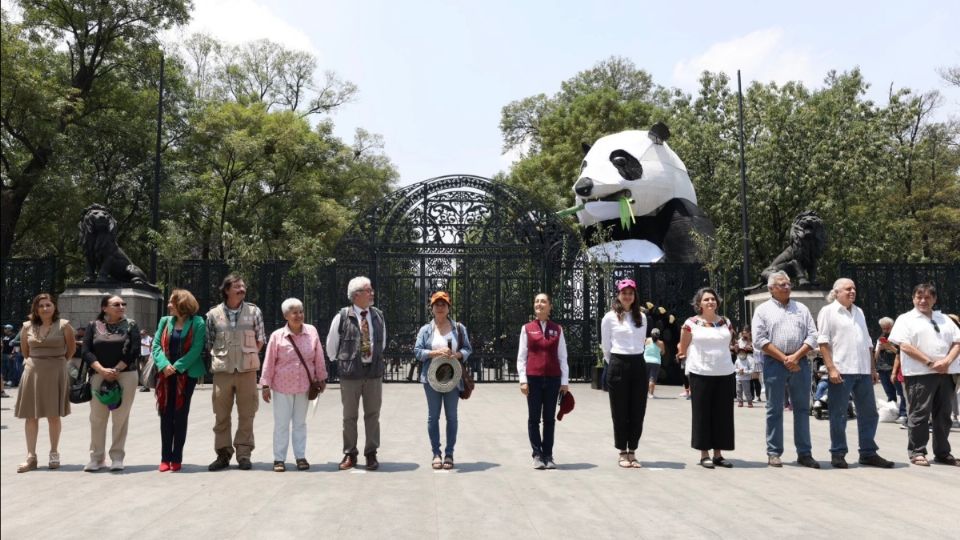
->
[571,123,715,263]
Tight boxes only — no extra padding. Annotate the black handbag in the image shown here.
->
[69,360,92,404]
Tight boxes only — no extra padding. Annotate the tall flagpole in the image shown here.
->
[737,70,752,318]
[151,53,164,285]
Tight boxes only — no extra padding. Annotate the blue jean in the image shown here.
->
[827,374,879,458]
[526,375,561,459]
[814,380,828,401]
[423,383,458,457]
[763,356,812,457]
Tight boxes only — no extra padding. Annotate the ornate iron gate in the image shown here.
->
[315,175,582,382]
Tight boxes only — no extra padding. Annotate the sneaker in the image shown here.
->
[109,459,124,471]
[895,415,907,425]
[0,390,9,398]
[139,386,151,392]
[830,455,848,469]
[533,456,546,470]
[858,454,894,468]
[797,455,821,469]
[747,402,754,408]
[648,394,654,399]
[84,460,106,472]
[544,458,557,470]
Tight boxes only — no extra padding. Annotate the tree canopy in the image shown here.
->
[499,57,960,284]
[1,2,397,285]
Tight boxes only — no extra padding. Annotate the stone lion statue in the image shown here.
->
[759,210,827,287]
[79,204,159,291]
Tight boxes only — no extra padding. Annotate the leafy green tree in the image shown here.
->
[0,0,190,263]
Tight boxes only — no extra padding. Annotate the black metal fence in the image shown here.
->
[1,257,58,329]
[838,262,960,338]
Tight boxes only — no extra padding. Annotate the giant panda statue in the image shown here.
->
[571,123,715,263]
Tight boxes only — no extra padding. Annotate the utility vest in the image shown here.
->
[336,306,385,380]
[208,303,261,373]
[524,320,562,377]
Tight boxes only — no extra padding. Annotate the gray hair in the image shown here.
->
[347,276,372,302]
[766,270,790,289]
[878,316,894,327]
[281,298,304,316]
[826,278,853,303]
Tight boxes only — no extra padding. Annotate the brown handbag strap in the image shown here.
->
[285,334,317,385]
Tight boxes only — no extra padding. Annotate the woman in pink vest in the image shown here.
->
[517,293,569,469]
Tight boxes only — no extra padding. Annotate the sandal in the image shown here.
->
[296,458,310,471]
[49,452,61,470]
[627,451,642,468]
[910,455,930,467]
[618,452,632,468]
[17,456,38,473]
[273,461,286,472]
[431,455,443,470]
[699,456,715,469]
[442,456,454,470]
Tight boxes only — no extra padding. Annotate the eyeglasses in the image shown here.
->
[774,283,792,289]
[110,302,127,307]
[931,320,940,333]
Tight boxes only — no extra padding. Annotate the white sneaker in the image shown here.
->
[648,394,654,399]
[544,458,557,470]
[84,460,105,472]
[896,415,907,425]
[532,457,545,470]
[110,459,124,471]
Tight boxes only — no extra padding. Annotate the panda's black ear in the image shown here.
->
[581,142,592,155]
[648,122,670,144]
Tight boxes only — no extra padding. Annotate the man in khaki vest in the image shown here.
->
[206,274,265,470]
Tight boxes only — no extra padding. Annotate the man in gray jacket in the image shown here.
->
[327,276,387,471]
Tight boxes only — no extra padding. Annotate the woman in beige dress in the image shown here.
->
[15,293,76,472]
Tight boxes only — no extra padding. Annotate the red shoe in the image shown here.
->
[170,462,182,472]
[158,462,171,472]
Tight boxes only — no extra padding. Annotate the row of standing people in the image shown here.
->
[11,272,959,472]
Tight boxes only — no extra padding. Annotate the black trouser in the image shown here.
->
[526,375,561,459]
[751,378,762,399]
[607,353,648,451]
[904,374,954,458]
[689,372,736,451]
[160,375,197,463]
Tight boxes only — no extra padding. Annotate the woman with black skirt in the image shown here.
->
[600,279,648,468]
[677,287,736,468]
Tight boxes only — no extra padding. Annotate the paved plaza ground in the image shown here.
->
[1,382,956,539]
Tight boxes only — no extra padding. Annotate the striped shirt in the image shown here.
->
[751,297,817,356]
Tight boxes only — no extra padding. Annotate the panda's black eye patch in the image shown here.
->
[609,150,643,180]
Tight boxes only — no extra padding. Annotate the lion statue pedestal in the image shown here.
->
[57,283,163,335]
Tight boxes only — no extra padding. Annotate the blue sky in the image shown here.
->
[8,0,957,186]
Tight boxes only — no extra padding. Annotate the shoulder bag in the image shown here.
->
[287,334,324,400]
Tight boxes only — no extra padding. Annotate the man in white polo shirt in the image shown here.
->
[817,278,894,469]
[888,282,960,467]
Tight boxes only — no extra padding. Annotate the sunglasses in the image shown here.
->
[930,319,940,333]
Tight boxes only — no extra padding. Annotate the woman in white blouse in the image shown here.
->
[677,287,736,468]
[600,279,648,468]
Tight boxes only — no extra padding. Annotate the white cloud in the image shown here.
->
[672,28,822,90]
[163,0,318,56]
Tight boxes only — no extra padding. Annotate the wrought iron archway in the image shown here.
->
[314,174,582,381]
